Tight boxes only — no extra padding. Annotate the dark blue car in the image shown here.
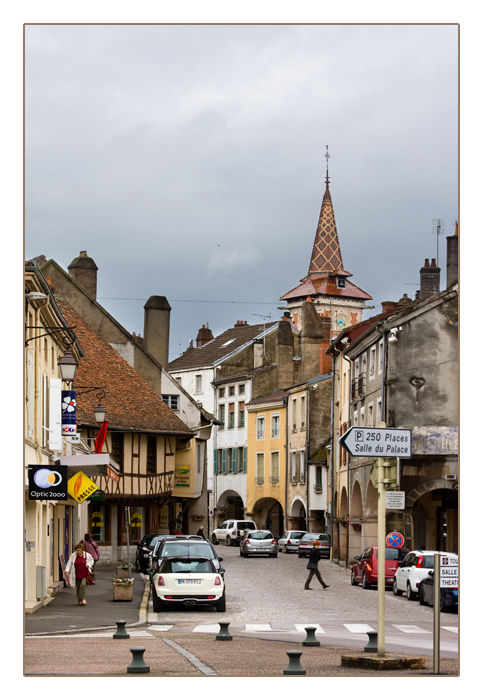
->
[418,571,458,612]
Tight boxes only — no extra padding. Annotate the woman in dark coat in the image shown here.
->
[304,541,330,590]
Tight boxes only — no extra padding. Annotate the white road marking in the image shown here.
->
[294,624,326,633]
[393,625,430,634]
[343,624,375,633]
[442,626,458,634]
[245,624,272,631]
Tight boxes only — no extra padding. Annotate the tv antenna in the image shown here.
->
[432,218,444,266]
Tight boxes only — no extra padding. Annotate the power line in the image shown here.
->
[98,297,280,305]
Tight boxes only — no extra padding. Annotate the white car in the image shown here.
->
[393,550,457,600]
[211,519,257,546]
[278,530,308,553]
[151,555,226,613]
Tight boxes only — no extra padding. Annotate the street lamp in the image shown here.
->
[76,387,107,423]
[58,352,78,383]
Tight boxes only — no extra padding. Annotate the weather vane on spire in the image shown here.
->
[325,145,331,185]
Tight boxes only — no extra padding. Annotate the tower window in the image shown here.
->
[337,277,346,288]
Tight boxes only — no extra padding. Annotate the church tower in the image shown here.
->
[280,148,372,335]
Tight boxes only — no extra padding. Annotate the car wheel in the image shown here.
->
[226,535,232,547]
[152,588,165,613]
[392,579,403,596]
[215,594,226,613]
[362,572,371,589]
[212,535,218,545]
[351,570,359,586]
[298,553,303,558]
[407,581,417,600]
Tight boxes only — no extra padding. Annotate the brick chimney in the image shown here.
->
[67,251,98,299]
[143,296,171,368]
[446,222,458,289]
[419,258,440,300]
[196,324,214,347]
[381,301,397,314]
[275,314,294,388]
[300,301,331,380]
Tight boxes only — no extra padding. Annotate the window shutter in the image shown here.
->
[48,377,62,450]
[213,449,218,475]
[232,448,237,473]
[222,449,227,474]
[243,446,247,473]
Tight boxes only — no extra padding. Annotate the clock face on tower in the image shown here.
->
[336,316,346,328]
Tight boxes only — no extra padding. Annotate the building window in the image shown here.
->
[256,416,265,440]
[337,277,346,288]
[195,375,202,393]
[219,387,225,398]
[299,450,306,484]
[162,394,180,411]
[228,403,235,429]
[377,397,382,424]
[146,435,157,474]
[239,384,245,395]
[315,466,323,493]
[238,401,245,428]
[256,453,265,484]
[300,395,306,430]
[271,414,280,439]
[270,452,280,484]
[197,444,202,474]
[290,451,297,483]
[369,346,376,377]
[110,433,124,473]
[292,398,297,432]
[378,340,384,374]
[237,446,246,473]
[219,404,225,428]
[367,403,374,427]
[229,385,235,396]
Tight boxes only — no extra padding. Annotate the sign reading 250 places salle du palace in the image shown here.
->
[339,427,412,458]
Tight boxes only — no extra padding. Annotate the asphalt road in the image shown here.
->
[147,542,459,658]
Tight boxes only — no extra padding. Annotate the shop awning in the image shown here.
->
[59,453,120,481]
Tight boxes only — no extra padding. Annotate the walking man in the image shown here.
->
[304,541,330,590]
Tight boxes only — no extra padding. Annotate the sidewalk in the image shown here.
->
[24,564,148,636]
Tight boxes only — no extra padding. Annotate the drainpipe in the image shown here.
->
[284,393,289,531]
[305,384,310,532]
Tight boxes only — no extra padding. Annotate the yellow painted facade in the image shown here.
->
[246,397,286,535]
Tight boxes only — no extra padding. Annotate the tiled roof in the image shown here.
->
[246,389,288,407]
[57,300,193,436]
[168,322,277,371]
[280,273,372,302]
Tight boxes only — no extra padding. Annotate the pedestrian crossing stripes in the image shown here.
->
[35,629,156,639]
[189,622,457,636]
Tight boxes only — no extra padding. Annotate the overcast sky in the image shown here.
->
[24,23,458,360]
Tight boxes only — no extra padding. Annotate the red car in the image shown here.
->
[351,546,409,588]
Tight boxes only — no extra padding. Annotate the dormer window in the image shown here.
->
[337,277,346,289]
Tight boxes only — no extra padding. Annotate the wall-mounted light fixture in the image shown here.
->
[58,351,79,383]
[76,387,107,423]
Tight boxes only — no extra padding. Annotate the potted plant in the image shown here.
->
[116,563,129,579]
[113,577,134,601]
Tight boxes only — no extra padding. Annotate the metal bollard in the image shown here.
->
[364,630,378,652]
[127,647,150,673]
[113,620,130,639]
[302,626,320,647]
[283,650,307,676]
[216,621,233,641]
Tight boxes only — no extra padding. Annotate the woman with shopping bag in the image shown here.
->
[65,543,95,606]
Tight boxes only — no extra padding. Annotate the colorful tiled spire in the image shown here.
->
[308,147,344,276]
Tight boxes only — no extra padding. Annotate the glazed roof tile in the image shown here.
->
[57,300,193,436]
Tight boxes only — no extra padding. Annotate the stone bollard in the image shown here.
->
[302,626,320,647]
[364,630,378,652]
[216,621,233,641]
[113,620,130,639]
[127,647,150,674]
[283,650,307,676]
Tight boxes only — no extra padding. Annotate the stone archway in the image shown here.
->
[251,497,284,538]
[216,489,245,525]
[349,481,363,560]
[288,497,307,531]
[405,480,458,552]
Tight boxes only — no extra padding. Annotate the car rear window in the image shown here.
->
[161,558,214,574]
[163,542,212,557]
[239,522,256,530]
[422,555,435,568]
[379,548,408,561]
[248,532,273,540]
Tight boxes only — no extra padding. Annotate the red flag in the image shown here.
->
[95,421,108,454]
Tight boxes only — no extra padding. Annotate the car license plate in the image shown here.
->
[386,577,393,583]
[178,579,201,584]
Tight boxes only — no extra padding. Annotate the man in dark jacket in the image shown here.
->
[304,541,330,590]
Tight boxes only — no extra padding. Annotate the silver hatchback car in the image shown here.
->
[240,530,278,558]
[278,530,308,553]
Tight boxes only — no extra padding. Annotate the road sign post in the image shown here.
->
[433,553,441,674]
[339,424,412,658]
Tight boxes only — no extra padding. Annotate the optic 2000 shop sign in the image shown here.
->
[28,465,68,500]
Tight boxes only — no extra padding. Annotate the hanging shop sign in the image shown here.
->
[61,390,77,436]
[68,470,99,503]
[28,465,68,501]
[86,489,106,502]
[175,465,191,487]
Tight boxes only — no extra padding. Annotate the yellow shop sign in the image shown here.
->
[68,471,99,503]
